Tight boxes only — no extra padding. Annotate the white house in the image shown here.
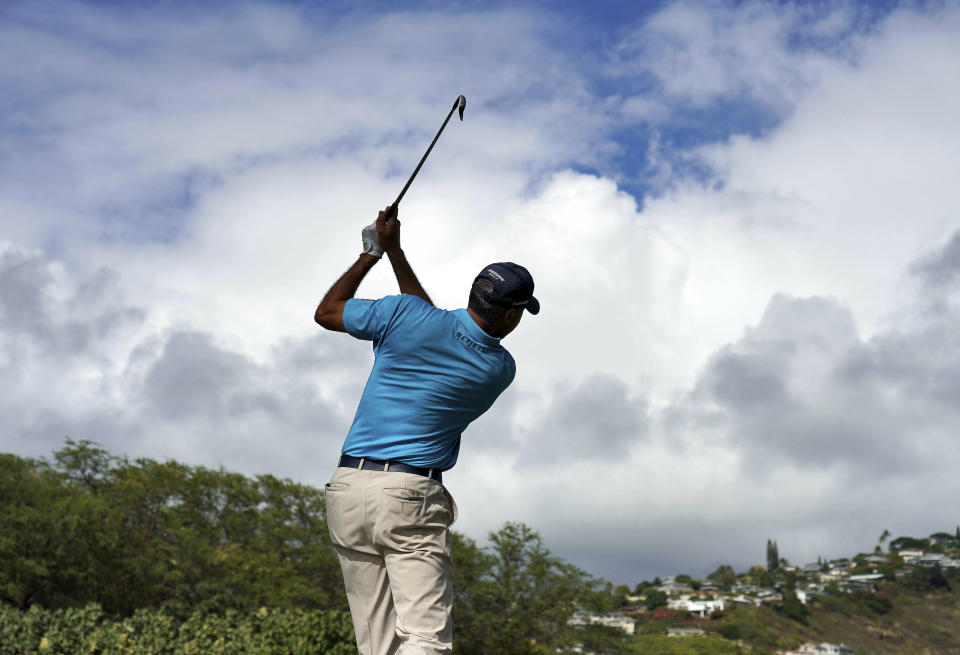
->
[784,642,854,655]
[844,573,884,591]
[916,553,951,567]
[898,549,924,563]
[667,597,726,617]
[567,610,636,635]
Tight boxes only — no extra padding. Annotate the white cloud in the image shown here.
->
[615,1,843,111]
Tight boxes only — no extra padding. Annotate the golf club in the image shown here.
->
[386,95,466,220]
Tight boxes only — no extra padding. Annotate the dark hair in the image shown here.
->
[468,278,507,322]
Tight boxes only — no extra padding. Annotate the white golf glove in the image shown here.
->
[361,221,384,258]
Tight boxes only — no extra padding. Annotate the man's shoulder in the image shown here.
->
[394,294,449,320]
[397,293,436,308]
[350,293,432,314]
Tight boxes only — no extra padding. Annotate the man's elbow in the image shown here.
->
[314,306,330,328]
[314,305,344,332]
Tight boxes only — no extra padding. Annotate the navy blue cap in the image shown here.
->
[472,262,539,315]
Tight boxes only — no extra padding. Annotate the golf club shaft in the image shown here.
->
[389,97,462,218]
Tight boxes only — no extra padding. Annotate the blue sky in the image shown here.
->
[0,0,906,233]
[3,0,960,584]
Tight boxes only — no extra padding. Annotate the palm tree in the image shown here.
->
[878,529,891,552]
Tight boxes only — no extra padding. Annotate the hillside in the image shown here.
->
[644,584,960,654]
[610,534,960,655]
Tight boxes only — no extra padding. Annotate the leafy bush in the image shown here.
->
[721,608,783,652]
[0,604,357,654]
[629,634,744,654]
[718,623,741,640]
[901,565,951,592]
[850,590,893,615]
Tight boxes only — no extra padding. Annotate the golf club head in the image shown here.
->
[457,95,466,121]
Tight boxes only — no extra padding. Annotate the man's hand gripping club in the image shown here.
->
[361,206,401,259]
[315,206,433,332]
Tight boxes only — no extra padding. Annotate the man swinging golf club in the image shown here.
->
[314,205,538,654]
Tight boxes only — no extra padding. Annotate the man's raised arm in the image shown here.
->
[379,206,433,306]
[314,254,379,332]
[315,206,433,332]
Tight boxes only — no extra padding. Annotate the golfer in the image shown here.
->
[314,206,538,655]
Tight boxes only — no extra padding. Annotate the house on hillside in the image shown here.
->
[826,564,851,577]
[756,588,783,604]
[898,549,924,563]
[730,594,758,607]
[916,553,953,567]
[567,610,636,635]
[667,597,726,617]
[843,573,884,592]
[656,577,693,595]
[784,642,853,655]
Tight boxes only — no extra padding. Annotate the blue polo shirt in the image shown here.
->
[341,294,515,470]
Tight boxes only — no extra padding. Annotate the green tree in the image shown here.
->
[889,536,928,551]
[451,531,496,653]
[1,441,345,616]
[0,449,119,610]
[901,564,951,592]
[633,580,655,596]
[765,539,779,573]
[454,522,590,655]
[746,564,772,588]
[878,528,891,552]
[879,551,903,581]
[708,565,737,591]
[776,571,807,623]
[644,590,668,611]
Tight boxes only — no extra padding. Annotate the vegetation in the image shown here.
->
[0,442,599,654]
[3,442,960,654]
[766,539,779,573]
[0,441,343,616]
[0,604,356,654]
[452,522,593,654]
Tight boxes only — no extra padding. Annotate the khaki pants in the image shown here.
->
[325,466,458,655]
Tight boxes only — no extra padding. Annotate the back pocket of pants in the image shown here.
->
[382,487,425,502]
